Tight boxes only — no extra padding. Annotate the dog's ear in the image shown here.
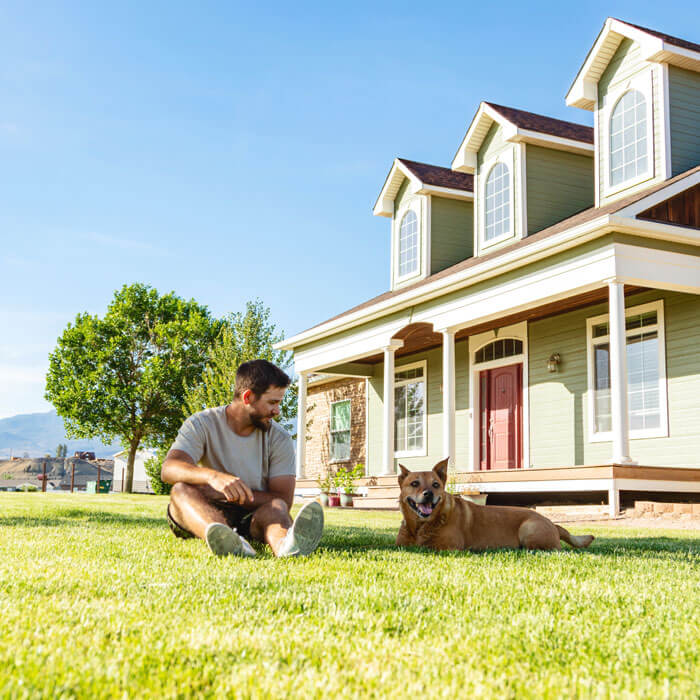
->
[433,458,449,486]
[398,464,410,485]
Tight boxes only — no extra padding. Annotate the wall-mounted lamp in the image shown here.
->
[546,353,561,373]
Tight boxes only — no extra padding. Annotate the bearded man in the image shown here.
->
[162,359,323,558]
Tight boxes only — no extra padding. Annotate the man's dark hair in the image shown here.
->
[234,359,291,398]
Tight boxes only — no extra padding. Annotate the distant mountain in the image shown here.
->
[0,410,121,458]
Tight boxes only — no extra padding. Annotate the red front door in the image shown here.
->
[479,363,522,470]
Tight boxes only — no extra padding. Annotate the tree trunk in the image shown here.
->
[125,440,139,494]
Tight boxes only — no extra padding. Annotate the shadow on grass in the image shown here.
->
[320,526,700,558]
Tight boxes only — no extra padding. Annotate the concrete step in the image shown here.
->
[352,496,399,510]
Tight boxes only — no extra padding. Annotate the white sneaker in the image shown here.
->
[205,522,256,557]
[277,501,324,558]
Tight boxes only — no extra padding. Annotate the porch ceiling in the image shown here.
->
[355,285,645,364]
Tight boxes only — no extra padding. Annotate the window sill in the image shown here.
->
[480,230,515,252]
[604,170,654,198]
[328,458,351,465]
[588,427,669,443]
[394,449,427,459]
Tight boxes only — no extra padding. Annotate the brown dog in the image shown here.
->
[396,459,594,552]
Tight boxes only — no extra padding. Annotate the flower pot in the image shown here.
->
[319,492,330,507]
[328,494,341,507]
[340,492,354,507]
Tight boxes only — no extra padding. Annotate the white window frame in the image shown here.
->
[602,70,655,197]
[586,299,668,442]
[394,360,428,458]
[329,398,351,463]
[479,148,515,251]
[393,202,422,284]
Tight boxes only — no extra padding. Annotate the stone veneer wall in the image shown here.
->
[304,377,367,481]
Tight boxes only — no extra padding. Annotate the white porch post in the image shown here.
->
[608,281,634,465]
[295,372,308,478]
[441,330,456,467]
[382,341,402,475]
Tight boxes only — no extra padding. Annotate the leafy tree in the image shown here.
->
[183,299,297,430]
[144,447,171,495]
[45,283,221,493]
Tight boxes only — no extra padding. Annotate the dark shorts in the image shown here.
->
[167,503,254,540]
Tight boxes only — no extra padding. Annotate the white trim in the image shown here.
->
[394,200,422,286]
[296,373,307,478]
[594,93,600,207]
[452,102,593,171]
[277,171,700,352]
[602,70,655,198]
[468,322,529,472]
[374,158,473,217]
[329,398,351,463]
[518,142,528,237]
[660,63,672,179]
[364,377,369,472]
[423,194,431,278]
[585,299,669,443]
[566,17,700,110]
[393,359,428,459]
[479,149,516,252]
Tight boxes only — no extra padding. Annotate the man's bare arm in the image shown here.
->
[161,449,254,504]
[249,475,295,510]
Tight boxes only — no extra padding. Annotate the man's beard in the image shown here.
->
[250,412,272,432]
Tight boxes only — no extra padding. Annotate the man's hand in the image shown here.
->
[208,471,254,504]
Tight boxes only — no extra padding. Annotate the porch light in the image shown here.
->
[547,353,561,373]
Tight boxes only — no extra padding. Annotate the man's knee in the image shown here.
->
[170,482,204,503]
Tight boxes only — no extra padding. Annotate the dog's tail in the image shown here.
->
[556,524,595,549]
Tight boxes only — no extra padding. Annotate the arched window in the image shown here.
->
[485,162,510,242]
[398,210,419,277]
[475,338,523,364]
[610,90,647,186]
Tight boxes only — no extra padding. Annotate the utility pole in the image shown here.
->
[70,460,75,493]
[97,462,101,492]
[41,461,47,493]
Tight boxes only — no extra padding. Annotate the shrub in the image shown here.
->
[144,448,172,496]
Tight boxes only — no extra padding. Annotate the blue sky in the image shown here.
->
[0,0,696,418]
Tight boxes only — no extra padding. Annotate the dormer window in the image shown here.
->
[398,210,419,278]
[484,162,511,242]
[610,90,648,187]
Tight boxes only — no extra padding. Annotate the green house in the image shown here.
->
[278,18,700,515]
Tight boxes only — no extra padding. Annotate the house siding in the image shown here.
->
[526,145,594,235]
[476,123,519,246]
[430,196,474,274]
[529,290,700,468]
[366,341,470,475]
[597,38,664,205]
[669,66,700,177]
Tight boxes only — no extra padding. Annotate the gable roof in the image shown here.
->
[279,166,700,350]
[452,102,593,173]
[373,158,473,218]
[567,17,700,110]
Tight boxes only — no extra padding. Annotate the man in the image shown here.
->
[162,359,323,558]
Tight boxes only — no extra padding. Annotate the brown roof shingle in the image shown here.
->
[618,19,700,54]
[485,103,594,144]
[397,158,474,192]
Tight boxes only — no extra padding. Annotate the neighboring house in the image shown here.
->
[279,18,700,515]
[111,449,156,494]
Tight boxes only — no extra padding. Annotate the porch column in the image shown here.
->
[608,281,634,464]
[441,330,456,467]
[382,340,403,475]
[295,372,308,478]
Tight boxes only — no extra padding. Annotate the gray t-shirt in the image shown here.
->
[169,405,296,492]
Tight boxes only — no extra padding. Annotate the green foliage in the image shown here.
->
[316,468,334,493]
[55,444,67,458]
[18,484,38,492]
[45,283,220,492]
[183,299,297,433]
[334,463,364,494]
[143,447,172,495]
[1,494,699,698]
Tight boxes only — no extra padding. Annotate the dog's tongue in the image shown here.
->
[418,503,433,515]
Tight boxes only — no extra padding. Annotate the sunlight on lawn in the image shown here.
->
[0,493,698,698]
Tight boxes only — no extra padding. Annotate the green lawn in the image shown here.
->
[1,494,698,699]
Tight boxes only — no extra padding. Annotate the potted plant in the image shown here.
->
[316,469,333,507]
[335,463,364,507]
